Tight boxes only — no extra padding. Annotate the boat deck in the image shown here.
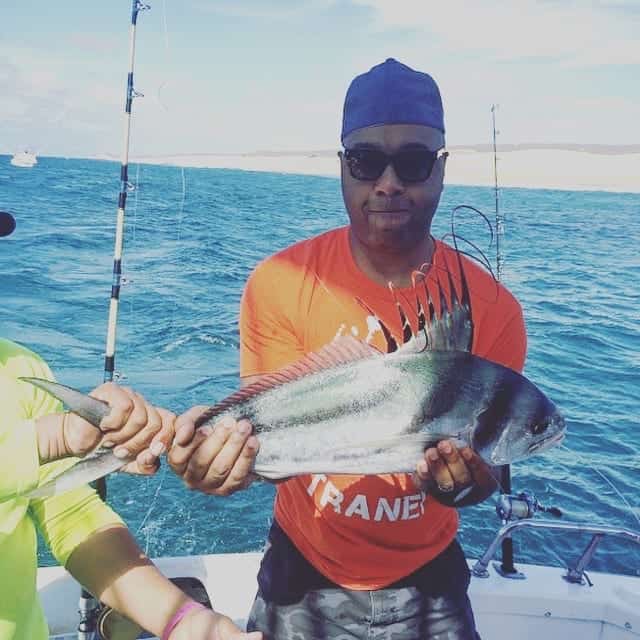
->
[40,551,639,639]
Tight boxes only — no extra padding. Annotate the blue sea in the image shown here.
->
[1,155,638,577]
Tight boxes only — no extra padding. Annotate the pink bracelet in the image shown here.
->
[161,601,206,640]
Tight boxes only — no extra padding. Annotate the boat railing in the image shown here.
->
[472,516,640,584]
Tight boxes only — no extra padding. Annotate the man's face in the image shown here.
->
[340,123,446,254]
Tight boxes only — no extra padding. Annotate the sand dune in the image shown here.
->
[130,147,640,194]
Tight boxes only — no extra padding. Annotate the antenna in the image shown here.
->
[491,104,504,281]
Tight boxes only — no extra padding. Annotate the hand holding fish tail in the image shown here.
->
[168,408,259,496]
[34,382,174,475]
[117,405,176,475]
[414,440,500,508]
[88,384,175,475]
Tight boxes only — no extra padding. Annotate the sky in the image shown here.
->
[1,0,639,158]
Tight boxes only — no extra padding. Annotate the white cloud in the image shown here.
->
[352,0,640,65]
[192,0,337,20]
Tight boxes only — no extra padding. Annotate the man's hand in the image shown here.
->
[170,606,262,640]
[413,440,500,507]
[167,407,259,496]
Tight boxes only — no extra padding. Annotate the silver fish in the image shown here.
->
[195,337,566,478]
[11,258,565,499]
[14,337,564,499]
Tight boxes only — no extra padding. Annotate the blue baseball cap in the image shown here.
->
[341,58,445,142]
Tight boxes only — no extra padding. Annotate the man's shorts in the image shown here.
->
[246,520,480,639]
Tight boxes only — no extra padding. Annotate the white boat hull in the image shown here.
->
[10,152,38,167]
[39,552,640,639]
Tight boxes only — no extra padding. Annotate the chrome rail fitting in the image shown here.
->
[471,520,640,584]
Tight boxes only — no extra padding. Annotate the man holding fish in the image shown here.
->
[167,60,564,639]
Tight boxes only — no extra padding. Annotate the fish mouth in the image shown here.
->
[527,430,565,455]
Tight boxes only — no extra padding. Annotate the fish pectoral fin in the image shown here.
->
[19,377,111,428]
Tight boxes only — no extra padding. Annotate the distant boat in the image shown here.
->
[10,150,38,167]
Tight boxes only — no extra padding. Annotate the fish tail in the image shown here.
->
[0,447,125,503]
[28,448,126,500]
[19,377,110,428]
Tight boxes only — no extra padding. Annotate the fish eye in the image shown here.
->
[531,420,549,436]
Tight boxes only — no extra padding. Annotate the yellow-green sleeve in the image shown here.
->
[0,339,124,566]
[30,486,124,566]
[0,411,40,501]
[0,336,60,502]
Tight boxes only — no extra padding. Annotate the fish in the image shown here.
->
[11,256,565,500]
[14,339,565,499]
[194,337,566,478]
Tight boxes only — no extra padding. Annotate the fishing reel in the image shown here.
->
[496,491,562,522]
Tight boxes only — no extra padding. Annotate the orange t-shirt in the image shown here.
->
[240,226,526,590]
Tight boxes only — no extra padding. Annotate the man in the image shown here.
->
[0,211,260,640]
[169,59,526,639]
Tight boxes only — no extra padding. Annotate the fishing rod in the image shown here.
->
[490,104,519,578]
[103,0,148,386]
[77,2,150,639]
[492,104,504,281]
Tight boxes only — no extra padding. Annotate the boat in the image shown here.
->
[38,512,640,639]
[10,150,38,168]
[33,5,640,640]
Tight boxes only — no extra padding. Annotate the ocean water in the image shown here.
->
[1,154,638,577]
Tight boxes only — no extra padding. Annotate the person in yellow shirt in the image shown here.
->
[0,212,261,640]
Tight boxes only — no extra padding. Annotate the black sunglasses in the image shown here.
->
[341,146,446,183]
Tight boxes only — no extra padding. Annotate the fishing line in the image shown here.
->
[441,238,495,280]
[445,204,499,282]
[117,161,142,382]
[136,462,169,554]
[311,270,386,344]
[410,248,498,311]
[548,446,640,471]
[131,162,140,246]
[449,204,495,264]
[558,443,640,529]
[161,0,170,52]
[128,0,190,549]
[590,468,639,529]
[155,0,189,344]
[166,166,187,342]
[156,0,172,114]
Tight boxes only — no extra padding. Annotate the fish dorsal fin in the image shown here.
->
[395,332,428,355]
[195,336,382,427]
